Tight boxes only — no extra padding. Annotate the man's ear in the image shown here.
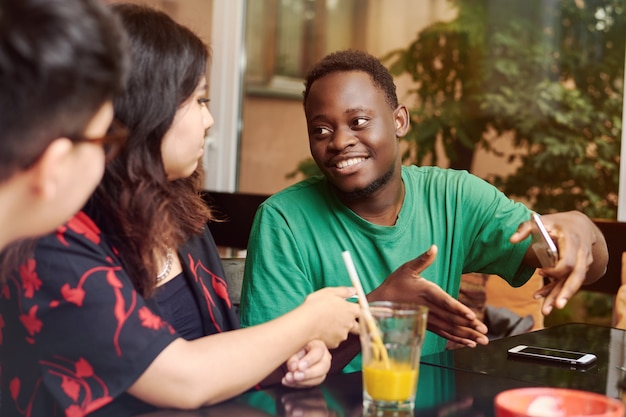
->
[29,138,74,201]
[394,105,410,137]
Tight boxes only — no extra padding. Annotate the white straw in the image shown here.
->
[342,250,390,367]
[342,250,373,318]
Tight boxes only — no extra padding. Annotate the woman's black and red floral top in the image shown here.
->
[0,211,239,417]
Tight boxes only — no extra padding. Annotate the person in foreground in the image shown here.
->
[0,0,128,252]
[0,5,360,416]
[240,49,609,373]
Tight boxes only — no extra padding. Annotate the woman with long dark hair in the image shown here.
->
[0,4,360,415]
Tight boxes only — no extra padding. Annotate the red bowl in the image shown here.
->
[495,388,625,417]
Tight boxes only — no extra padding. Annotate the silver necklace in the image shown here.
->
[156,248,174,282]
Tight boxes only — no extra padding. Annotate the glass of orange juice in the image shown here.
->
[360,301,428,413]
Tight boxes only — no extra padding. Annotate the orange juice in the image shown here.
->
[363,360,418,402]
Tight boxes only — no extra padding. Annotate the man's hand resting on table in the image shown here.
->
[370,245,489,348]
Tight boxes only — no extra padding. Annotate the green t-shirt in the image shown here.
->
[240,166,534,372]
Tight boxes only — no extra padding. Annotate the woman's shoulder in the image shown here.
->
[7,212,127,306]
[35,211,115,267]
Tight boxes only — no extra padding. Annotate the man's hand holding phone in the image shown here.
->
[530,213,559,268]
[527,213,565,313]
[510,211,607,316]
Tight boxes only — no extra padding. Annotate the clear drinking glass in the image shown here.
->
[360,301,428,413]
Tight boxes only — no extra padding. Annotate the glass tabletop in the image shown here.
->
[420,323,626,397]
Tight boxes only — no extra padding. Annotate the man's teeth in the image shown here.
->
[336,157,365,169]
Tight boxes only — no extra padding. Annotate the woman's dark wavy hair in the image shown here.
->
[88,3,213,296]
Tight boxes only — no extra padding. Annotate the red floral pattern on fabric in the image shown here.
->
[138,307,176,335]
[56,225,69,247]
[43,356,113,417]
[187,255,233,332]
[67,212,101,245]
[19,259,41,299]
[105,268,137,356]
[61,284,86,307]
[139,307,166,330]
[19,305,42,337]
[1,214,234,416]
[2,214,141,415]
[2,284,10,299]
[75,358,94,378]
[211,275,230,308]
[61,376,81,402]
[10,377,20,401]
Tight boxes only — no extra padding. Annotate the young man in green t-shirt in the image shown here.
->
[241,49,608,373]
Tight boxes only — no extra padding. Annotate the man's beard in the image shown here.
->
[338,164,395,201]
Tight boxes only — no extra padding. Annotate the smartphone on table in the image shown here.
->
[530,213,558,268]
[507,344,597,367]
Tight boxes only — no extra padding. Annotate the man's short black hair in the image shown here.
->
[303,49,399,110]
[0,0,129,181]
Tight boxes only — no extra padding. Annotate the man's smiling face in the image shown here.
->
[304,70,402,199]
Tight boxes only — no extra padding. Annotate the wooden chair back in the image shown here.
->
[221,258,245,306]
[586,219,626,329]
[583,219,626,295]
[203,191,271,308]
[203,191,270,250]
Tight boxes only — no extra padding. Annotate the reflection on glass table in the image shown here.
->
[420,323,626,398]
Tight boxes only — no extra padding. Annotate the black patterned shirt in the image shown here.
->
[0,212,239,416]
